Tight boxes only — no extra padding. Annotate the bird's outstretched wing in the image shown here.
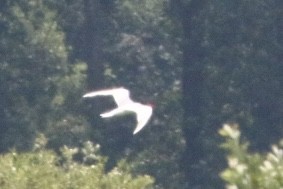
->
[83,87,131,106]
[83,87,153,135]
[133,104,153,135]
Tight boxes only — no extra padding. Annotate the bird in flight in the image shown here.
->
[83,87,153,134]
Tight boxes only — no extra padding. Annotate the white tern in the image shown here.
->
[83,87,153,134]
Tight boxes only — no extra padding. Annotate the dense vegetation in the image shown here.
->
[1,0,283,188]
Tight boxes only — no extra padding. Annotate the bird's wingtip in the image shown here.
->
[82,92,93,98]
[133,125,144,135]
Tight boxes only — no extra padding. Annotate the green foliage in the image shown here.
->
[220,124,283,189]
[172,0,283,188]
[0,0,88,151]
[106,0,181,90]
[117,0,169,30]
[2,0,283,188]
[0,140,154,189]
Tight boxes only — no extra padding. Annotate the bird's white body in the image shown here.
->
[83,87,153,134]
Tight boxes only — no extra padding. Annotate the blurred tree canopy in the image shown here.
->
[1,0,283,188]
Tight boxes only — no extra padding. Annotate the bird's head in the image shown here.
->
[146,102,155,109]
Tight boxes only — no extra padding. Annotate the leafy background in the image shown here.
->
[1,0,283,188]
